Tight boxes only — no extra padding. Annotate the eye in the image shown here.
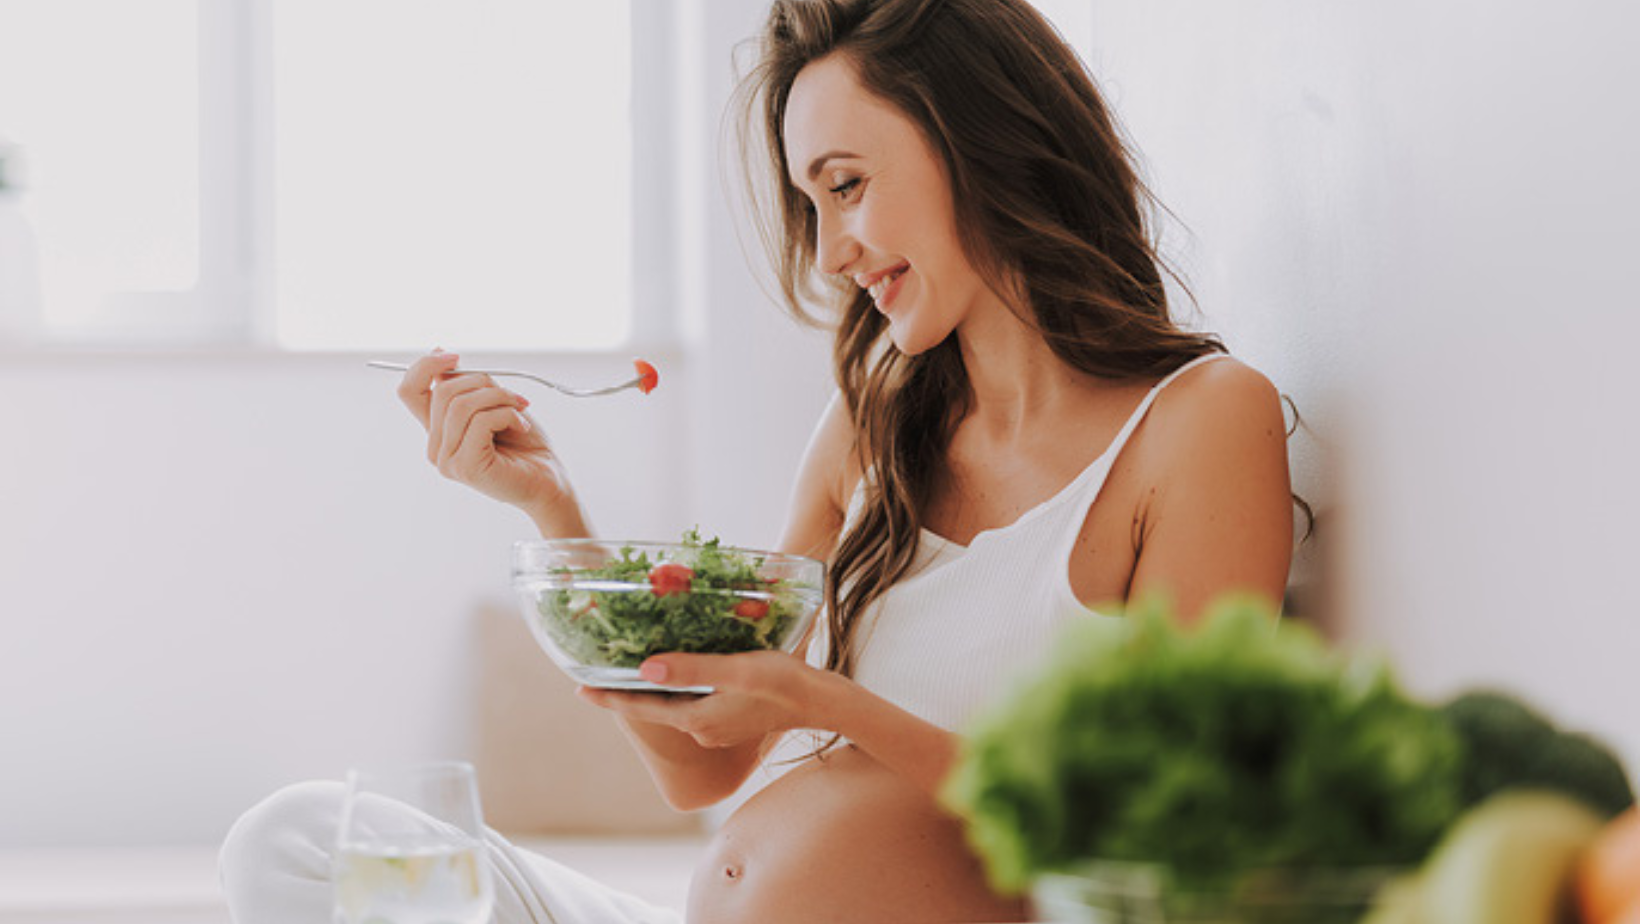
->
[828,177,863,203]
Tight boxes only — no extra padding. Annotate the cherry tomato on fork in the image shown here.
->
[633,359,660,394]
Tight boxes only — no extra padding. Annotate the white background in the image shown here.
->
[2,0,1637,848]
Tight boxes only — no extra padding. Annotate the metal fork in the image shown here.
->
[366,360,653,398]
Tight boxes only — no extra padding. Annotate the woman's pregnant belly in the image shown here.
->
[687,744,1026,923]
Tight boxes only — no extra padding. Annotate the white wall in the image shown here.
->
[1082,0,1640,769]
[0,350,687,847]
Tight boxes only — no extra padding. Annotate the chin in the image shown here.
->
[885,314,955,357]
[886,324,938,357]
[882,286,963,357]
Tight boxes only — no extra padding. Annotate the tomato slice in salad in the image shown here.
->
[648,562,693,597]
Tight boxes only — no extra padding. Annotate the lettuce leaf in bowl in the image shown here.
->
[536,530,804,667]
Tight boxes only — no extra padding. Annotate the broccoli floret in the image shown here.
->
[1440,689,1635,819]
[1439,691,1559,803]
[1522,731,1636,818]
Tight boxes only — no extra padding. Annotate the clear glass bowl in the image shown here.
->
[1029,862,1402,924]
[512,538,824,693]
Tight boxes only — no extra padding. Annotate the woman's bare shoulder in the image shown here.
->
[1123,355,1294,616]
[812,391,864,502]
[776,392,864,560]
[1147,356,1285,447]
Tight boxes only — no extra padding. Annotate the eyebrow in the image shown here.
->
[805,150,863,181]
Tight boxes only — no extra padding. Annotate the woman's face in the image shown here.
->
[782,54,997,356]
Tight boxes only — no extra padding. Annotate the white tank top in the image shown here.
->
[818,353,1227,732]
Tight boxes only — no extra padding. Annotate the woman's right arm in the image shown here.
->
[397,351,592,537]
[400,353,856,808]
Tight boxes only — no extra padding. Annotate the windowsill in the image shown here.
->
[0,339,686,365]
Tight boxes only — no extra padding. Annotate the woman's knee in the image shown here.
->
[219,780,345,879]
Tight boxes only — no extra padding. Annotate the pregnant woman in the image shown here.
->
[220,1,1294,921]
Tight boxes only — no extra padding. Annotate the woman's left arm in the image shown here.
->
[578,653,959,796]
[1126,359,1295,621]
[576,388,960,795]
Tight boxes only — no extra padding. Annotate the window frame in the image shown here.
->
[22,0,671,353]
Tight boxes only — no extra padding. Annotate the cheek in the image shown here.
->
[856,180,921,251]
[907,216,974,300]
[855,202,901,254]
[917,241,983,315]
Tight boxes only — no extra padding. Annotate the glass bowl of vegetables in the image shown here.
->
[511,531,824,693]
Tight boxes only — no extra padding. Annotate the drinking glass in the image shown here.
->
[332,760,495,924]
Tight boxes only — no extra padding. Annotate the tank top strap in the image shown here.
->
[1057,352,1232,524]
[1110,353,1227,463]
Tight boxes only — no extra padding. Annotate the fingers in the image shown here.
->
[426,371,497,463]
[397,351,461,428]
[435,386,531,469]
[420,369,530,467]
[576,686,752,748]
[577,686,706,723]
[639,652,762,692]
[438,405,535,482]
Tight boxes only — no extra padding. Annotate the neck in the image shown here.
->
[954,302,1089,442]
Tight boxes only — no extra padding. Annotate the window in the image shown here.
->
[0,0,204,340]
[0,0,636,351]
[2,0,1090,351]
[271,1,633,351]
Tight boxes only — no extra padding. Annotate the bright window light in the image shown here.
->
[271,1,633,352]
[0,0,200,334]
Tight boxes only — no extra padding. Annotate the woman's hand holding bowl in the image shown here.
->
[577,650,835,750]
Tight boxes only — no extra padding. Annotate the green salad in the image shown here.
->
[534,530,816,668]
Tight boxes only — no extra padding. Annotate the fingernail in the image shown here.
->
[639,661,668,683]
[516,395,531,408]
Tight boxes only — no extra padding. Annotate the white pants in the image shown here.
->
[218,781,686,924]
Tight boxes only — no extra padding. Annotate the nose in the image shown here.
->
[814,210,861,277]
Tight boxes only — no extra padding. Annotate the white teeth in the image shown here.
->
[867,269,903,304]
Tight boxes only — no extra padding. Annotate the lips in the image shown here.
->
[858,262,910,310]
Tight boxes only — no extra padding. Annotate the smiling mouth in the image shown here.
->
[867,266,908,306]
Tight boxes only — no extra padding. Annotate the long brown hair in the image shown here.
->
[736,0,1225,677]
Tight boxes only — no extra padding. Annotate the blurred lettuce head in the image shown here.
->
[940,595,1465,894]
